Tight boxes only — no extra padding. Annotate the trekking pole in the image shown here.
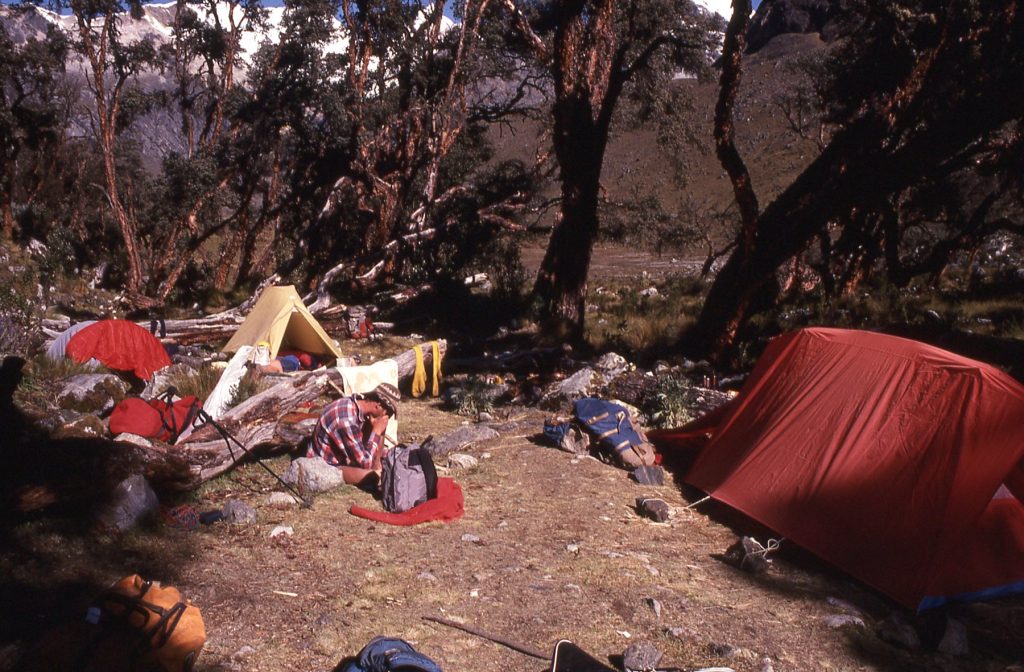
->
[192,409,313,509]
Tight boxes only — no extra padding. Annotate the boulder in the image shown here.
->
[423,425,500,457]
[96,474,160,532]
[540,367,600,410]
[57,374,129,414]
[723,537,774,573]
[594,352,630,378]
[936,617,969,656]
[636,496,671,523]
[622,641,662,672]
[222,499,257,524]
[282,457,345,494]
[447,453,479,470]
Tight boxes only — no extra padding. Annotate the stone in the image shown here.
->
[722,537,774,573]
[447,453,479,470]
[96,474,160,532]
[622,641,662,672]
[632,466,664,486]
[282,457,344,494]
[113,432,154,448]
[635,497,670,523]
[269,525,293,538]
[267,492,301,507]
[645,597,662,619]
[460,533,481,544]
[594,352,630,378]
[222,499,257,525]
[937,617,969,656]
[824,614,866,629]
[423,425,499,457]
[57,374,129,414]
[878,612,921,651]
[540,367,599,410]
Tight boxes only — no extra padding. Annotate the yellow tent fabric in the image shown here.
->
[222,286,344,362]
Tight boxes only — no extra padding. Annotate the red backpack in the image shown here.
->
[110,393,203,442]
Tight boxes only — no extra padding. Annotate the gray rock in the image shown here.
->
[57,374,129,414]
[632,466,664,486]
[824,614,866,629]
[937,617,969,656]
[424,425,499,457]
[664,626,696,641]
[636,497,670,523]
[447,453,479,470]
[282,457,344,494]
[594,352,630,378]
[757,658,775,672]
[878,612,921,651]
[622,641,662,672]
[96,474,160,532]
[269,525,293,538]
[222,499,257,524]
[540,367,599,409]
[723,537,775,573]
[267,492,301,507]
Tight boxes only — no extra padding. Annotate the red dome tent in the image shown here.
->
[651,328,1024,611]
[65,319,172,380]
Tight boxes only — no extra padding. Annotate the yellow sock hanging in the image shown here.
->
[429,340,442,397]
[412,344,427,398]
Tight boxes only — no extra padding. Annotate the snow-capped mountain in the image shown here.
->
[1,1,351,67]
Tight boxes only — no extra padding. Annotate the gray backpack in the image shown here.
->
[381,444,438,513]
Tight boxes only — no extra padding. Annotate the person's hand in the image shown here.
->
[370,413,390,435]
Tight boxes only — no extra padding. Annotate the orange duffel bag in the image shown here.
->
[22,574,205,672]
[97,574,206,672]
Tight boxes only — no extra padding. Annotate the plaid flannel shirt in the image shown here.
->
[308,396,382,470]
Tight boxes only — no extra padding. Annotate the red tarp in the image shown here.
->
[65,319,171,380]
[652,328,1024,610]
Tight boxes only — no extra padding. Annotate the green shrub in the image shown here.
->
[644,375,693,429]
[450,376,497,418]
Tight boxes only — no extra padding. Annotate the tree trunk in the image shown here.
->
[532,170,601,341]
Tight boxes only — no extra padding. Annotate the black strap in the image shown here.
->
[410,447,438,500]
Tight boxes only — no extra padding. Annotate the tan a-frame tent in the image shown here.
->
[222,285,344,363]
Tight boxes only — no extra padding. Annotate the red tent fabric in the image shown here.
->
[65,319,171,380]
[652,328,1024,611]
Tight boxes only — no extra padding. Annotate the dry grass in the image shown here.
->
[4,392,1023,671]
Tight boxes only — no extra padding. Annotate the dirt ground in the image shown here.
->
[3,379,1024,672]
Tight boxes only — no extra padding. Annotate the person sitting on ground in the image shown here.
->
[306,383,400,487]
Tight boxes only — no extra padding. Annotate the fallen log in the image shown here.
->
[167,369,333,489]
[392,339,447,382]
[137,339,447,490]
